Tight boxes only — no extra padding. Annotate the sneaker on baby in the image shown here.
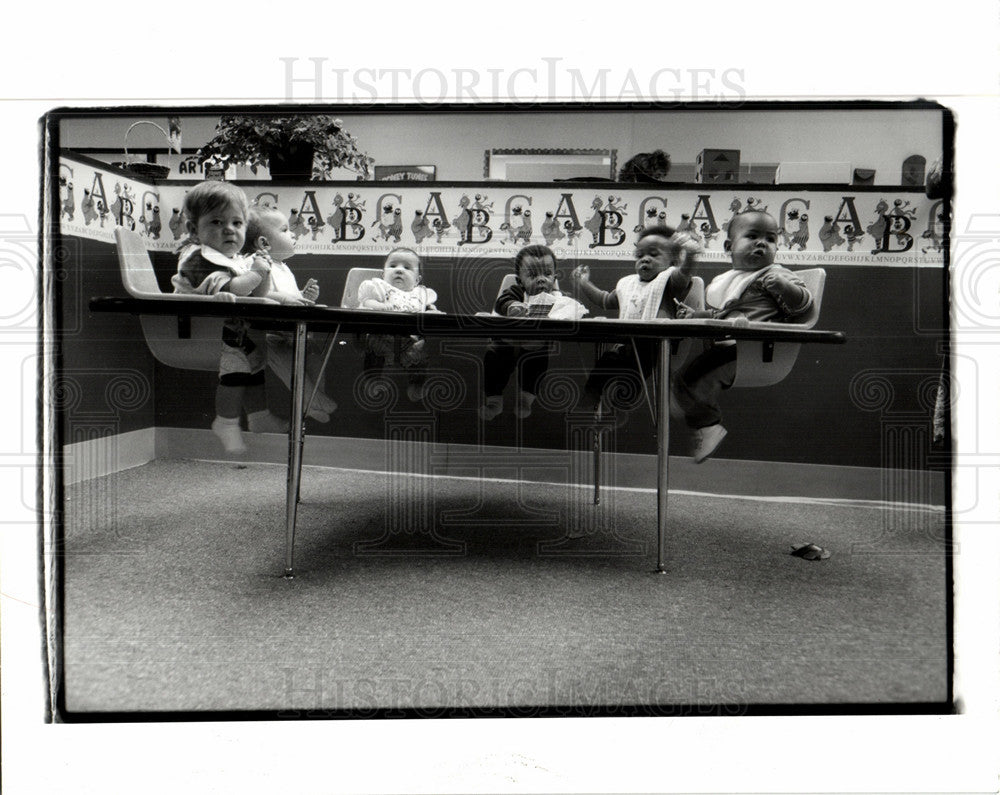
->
[212,411,290,454]
[479,391,536,420]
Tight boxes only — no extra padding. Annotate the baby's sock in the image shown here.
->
[246,410,290,434]
[514,390,536,419]
[307,390,337,415]
[304,385,336,420]
[479,395,503,421]
[406,382,426,402]
[211,415,247,454]
[399,337,426,368]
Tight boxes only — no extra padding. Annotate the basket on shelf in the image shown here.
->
[113,121,175,180]
[112,160,172,180]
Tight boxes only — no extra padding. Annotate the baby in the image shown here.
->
[241,206,337,422]
[570,224,701,417]
[672,210,813,462]
[171,182,284,454]
[357,247,439,401]
[480,244,586,420]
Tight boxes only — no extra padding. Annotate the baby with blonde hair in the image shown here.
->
[172,182,285,453]
[241,205,337,422]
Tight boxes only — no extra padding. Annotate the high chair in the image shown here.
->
[113,227,272,371]
[730,268,826,388]
[341,267,420,366]
[340,267,384,309]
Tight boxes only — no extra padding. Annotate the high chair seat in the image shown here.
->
[340,267,384,309]
[730,268,826,388]
[114,227,274,371]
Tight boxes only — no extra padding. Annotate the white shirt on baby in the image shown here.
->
[357,277,437,311]
[614,267,676,320]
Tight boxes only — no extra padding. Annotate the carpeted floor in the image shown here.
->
[60,459,949,715]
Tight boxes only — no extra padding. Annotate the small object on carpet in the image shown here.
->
[790,542,831,561]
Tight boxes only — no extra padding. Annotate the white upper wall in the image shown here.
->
[59,106,945,184]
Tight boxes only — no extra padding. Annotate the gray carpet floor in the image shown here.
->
[61,459,949,714]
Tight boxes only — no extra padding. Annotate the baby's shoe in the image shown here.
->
[211,415,247,454]
[305,392,335,423]
[514,390,536,419]
[692,423,727,463]
[406,375,426,402]
[247,410,290,434]
[307,385,337,415]
[479,395,503,421]
[399,337,426,368]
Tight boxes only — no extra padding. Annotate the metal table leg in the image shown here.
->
[284,321,308,579]
[656,339,671,574]
[296,326,340,506]
[593,401,602,505]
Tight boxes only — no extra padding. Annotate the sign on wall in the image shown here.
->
[58,155,947,267]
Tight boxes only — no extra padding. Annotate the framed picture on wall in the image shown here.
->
[374,164,437,181]
[484,147,617,180]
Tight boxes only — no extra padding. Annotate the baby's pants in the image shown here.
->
[583,339,658,411]
[218,319,266,386]
[673,343,738,428]
[484,341,551,397]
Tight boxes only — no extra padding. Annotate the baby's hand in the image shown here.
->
[673,298,696,319]
[672,231,703,269]
[730,314,750,328]
[506,302,529,317]
[301,279,319,303]
[674,299,714,319]
[569,264,590,285]
[251,257,271,277]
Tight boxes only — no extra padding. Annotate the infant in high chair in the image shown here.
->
[569,223,701,425]
[671,209,813,462]
[480,244,587,420]
[241,206,337,422]
[171,181,286,454]
[357,247,441,402]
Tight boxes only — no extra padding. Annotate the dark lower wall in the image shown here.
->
[58,238,156,442]
[133,248,946,469]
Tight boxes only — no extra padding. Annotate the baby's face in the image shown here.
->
[190,202,246,258]
[726,213,778,271]
[633,233,676,282]
[383,250,421,292]
[258,212,296,261]
[517,255,557,296]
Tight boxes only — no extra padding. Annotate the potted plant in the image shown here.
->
[197,114,374,180]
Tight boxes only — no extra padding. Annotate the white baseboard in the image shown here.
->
[150,427,945,507]
[61,427,157,486]
[60,425,946,507]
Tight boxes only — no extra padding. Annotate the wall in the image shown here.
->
[58,105,944,185]
[56,237,157,442]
